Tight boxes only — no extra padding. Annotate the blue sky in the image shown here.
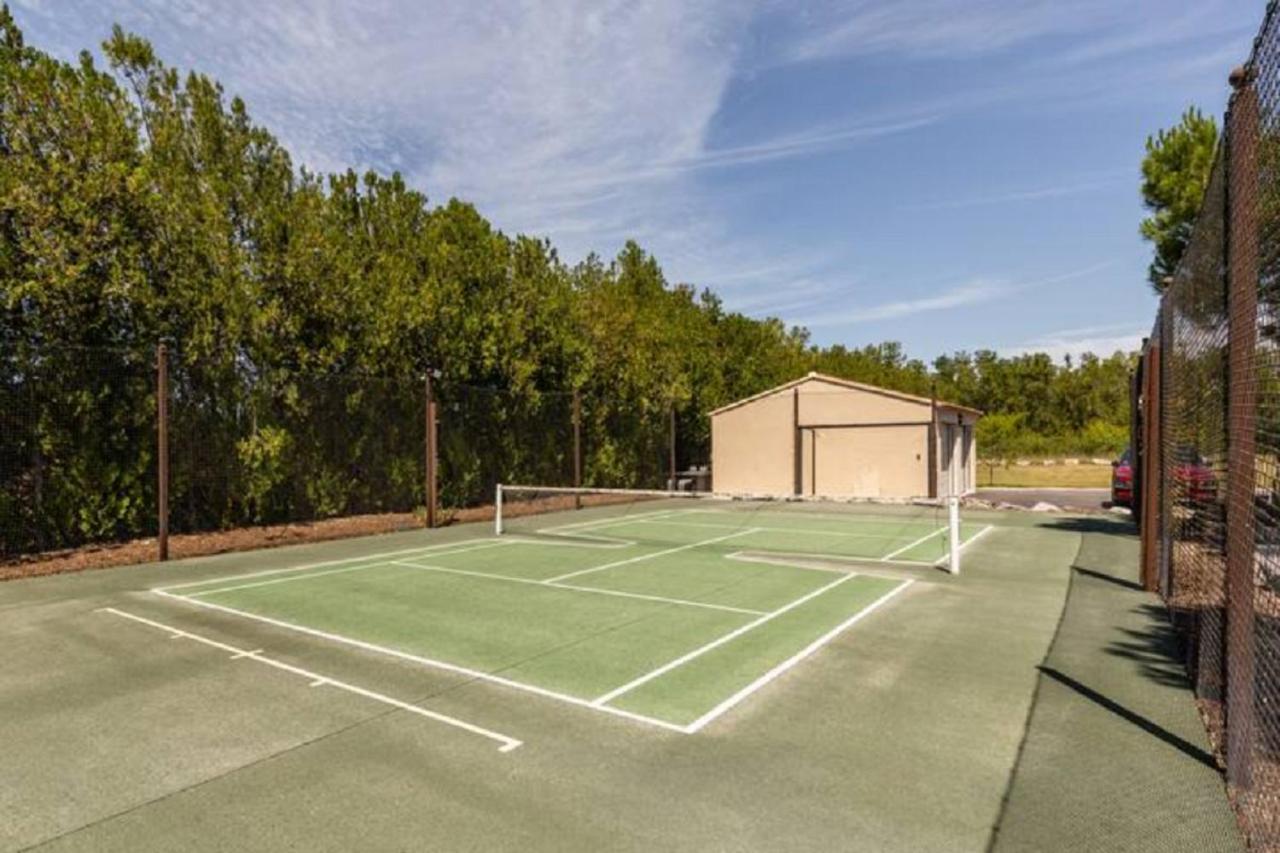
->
[11,1,1265,362]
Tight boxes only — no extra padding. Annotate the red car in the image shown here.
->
[1170,446,1218,504]
[1111,448,1134,507]
[1112,445,1217,509]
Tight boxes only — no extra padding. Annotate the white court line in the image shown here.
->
[524,509,686,546]
[633,518,906,540]
[725,551,935,579]
[879,526,947,562]
[686,508,946,526]
[151,589,690,734]
[536,508,682,532]
[502,535,629,550]
[544,528,760,584]
[931,524,997,566]
[592,572,857,706]
[683,579,914,733]
[183,541,512,598]
[100,607,523,753]
[157,538,510,593]
[389,560,766,616]
[727,549,936,569]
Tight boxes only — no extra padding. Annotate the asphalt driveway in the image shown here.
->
[976,488,1113,512]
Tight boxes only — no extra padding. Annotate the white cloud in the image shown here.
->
[1003,323,1147,361]
[902,174,1128,212]
[795,260,1118,329]
[779,0,1117,63]
[801,279,1009,328]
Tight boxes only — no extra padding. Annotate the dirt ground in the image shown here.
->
[0,492,649,582]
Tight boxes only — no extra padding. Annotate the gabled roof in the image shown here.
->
[708,371,983,418]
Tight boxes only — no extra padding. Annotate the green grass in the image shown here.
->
[979,462,1112,488]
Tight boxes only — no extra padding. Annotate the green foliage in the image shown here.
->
[237,425,291,522]
[0,15,1139,553]
[1141,107,1219,290]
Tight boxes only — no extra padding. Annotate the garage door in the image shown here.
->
[802,425,930,498]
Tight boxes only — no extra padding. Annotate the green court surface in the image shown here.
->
[0,504,1239,852]
[150,502,986,733]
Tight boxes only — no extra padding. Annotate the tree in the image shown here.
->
[1140,107,1219,290]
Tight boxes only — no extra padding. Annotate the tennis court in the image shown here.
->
[134,495,991,747]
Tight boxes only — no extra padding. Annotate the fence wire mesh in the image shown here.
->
[1139,6,1280,847]
[0,346,157,557]
[0,344,698,559]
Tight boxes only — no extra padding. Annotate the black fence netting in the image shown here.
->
[1,339,707,560]
[1137,5,1280,848]
[435,384,576,510]
[167,364,425,533]
[0,346,157,557]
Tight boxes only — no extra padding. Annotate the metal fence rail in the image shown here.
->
[1137,6,1280,846]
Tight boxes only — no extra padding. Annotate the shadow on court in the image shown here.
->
[989,529,1240,853]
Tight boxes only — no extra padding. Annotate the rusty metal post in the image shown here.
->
[572,389,582,508]
[425,374,438,529]
[1225,64,1259,792]
[1140,341,1162,592]
[156,342,169,562]
[668,404,678,489]
[1136,350,1146,525]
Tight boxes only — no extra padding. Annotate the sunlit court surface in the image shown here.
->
[142,497,986,739]
[2,495,1125,853]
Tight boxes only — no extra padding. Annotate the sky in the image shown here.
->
[10,0,1267,363]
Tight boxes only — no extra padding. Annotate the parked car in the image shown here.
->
[1111,447,1134,507]
[1170,445,1218,504]
[1111,445,1217,509]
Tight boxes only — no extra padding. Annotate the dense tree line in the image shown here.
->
[0,11,1133,553]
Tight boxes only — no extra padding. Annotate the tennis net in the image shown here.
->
[494,484,968,574]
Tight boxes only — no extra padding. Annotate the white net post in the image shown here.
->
[494,483,504,535]
[947,495,961,575]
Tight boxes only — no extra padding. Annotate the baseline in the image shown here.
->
[100,607,523,752]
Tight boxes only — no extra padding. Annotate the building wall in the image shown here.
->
[710,375,979,499]
[710,389,795,494]
[797,378,926,425]
[802,425,929,497]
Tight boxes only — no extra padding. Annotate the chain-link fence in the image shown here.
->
[1136,6,1280,847]
[0,343,700,561]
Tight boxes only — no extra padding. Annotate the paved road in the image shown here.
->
[975,487,1114,512]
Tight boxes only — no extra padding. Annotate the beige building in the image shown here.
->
[710,372,980,499]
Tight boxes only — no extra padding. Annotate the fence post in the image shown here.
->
[668,404,677,489]
[1225,64,1259,793]
[927,383,938,499]
[425,374,438,529]
[1136,350,1146,525]
[156,342,169,562]
[1140,338,1162,591]
[572,389,582,508]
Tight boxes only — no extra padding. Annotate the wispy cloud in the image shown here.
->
[902,174,1127,212]
[801,279,1008,328]
[798,260,1118,329]
[1044,6,1252,67]
[780,0,1117,63]
[1004,323,1147,361]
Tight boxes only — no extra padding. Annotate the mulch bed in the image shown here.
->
[0,492,654,583]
